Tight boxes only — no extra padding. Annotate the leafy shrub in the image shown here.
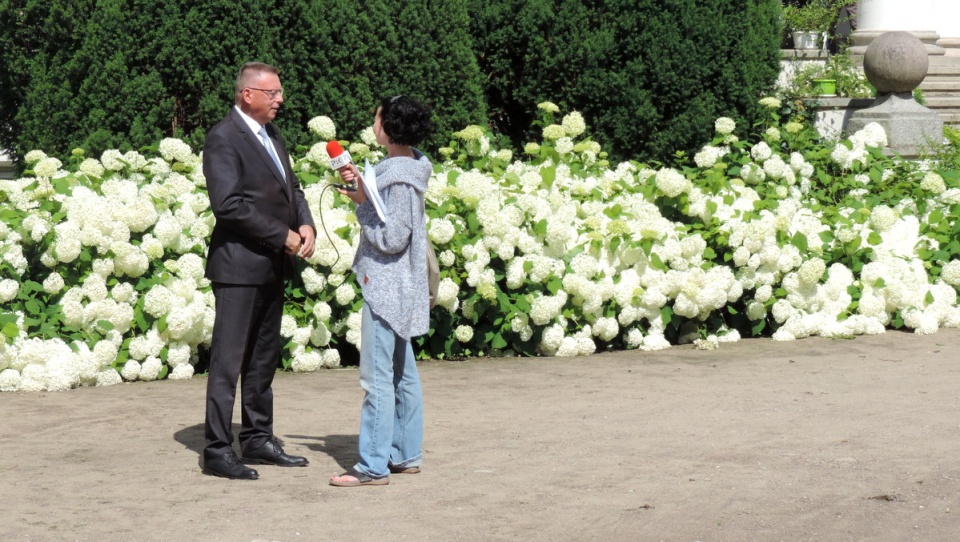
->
[468,0,784,163]
[4,98,960,391]
[0,0,487,166]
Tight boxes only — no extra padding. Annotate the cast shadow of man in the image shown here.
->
[173,423,358,471]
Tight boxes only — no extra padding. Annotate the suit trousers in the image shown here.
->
[204,279,285,457]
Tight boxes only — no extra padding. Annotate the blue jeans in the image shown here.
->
[354,303,423,478]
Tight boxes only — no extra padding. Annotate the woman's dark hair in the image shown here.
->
[378,95,433,146]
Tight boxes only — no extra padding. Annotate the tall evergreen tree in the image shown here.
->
[0,0,486,164]
[469,0,783,163]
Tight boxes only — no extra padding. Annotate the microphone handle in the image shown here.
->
[334,164,358,191]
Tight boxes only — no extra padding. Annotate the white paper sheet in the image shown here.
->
[361,159,387,222]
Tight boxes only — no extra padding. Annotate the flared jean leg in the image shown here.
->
[390,340,422,469]
[354,303,423,478]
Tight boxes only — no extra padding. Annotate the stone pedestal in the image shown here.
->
[846,31,944,157]
[845,93,943,156]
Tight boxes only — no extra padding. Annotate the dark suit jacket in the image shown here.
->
[203,107,315,285]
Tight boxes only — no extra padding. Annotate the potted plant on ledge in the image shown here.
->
[782,0,845,51]
[788,53,874,98]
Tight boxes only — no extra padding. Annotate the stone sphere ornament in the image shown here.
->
[862,31,929,93]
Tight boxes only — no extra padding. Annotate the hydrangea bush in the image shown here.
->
[3,100,960,392]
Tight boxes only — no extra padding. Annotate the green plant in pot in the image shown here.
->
[782,0,846,50]
[786,53,875,98]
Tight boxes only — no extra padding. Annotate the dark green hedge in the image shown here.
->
[0,0,487,161]
[470,0,784,162]
[0,0,781,166]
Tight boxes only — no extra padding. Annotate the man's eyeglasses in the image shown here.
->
[247,87,284,100]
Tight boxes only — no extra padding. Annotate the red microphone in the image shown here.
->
[326,141,358,191]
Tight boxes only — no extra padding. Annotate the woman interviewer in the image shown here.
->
[330,96,433,487]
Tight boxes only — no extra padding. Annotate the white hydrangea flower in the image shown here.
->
[454,325,474,343]
[539,323,565,354]
[158,138,194,162]
[920,172,945,194]
[335,283,356,305]
[561,111,586,137]
[0,368,22,392]
[750,142,772,162]
[435,278,460,311]
[869,205,897,232]
[537,101,560,113]
[77,158,105,179]
[0,279,18,303]
[169,364,195,380]
[714,117,736,135]
[302,267,326,294]
[43,272,65,294]
[310,322,331,347]
[941,260,960,286]
[797,258,826,284]
[306,142,330,165]
[360,127,377,147]
[24,150,47,164]
[33,157,62,178]
[120,359,141,381]
[759,97,781,109]
[593,317,619,342]
[555,137,574,155]
[694,145,727,168]
[849,122,887,148]
[428,218,456,245]
[96,369,123,387]
[654,168,691,198]
[139,356,162,381]
[307,116,337,140]
[143,157,171,176]
[543,124,566,140]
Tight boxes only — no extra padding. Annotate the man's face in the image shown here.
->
[243,72,284,125]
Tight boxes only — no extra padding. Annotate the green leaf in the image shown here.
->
[24,299,41,314]
[533,219,548,236]
[546,277,563,295]
[603,203,622,219]
[97,320,115,331]
[660,305,673,326]
[2,322,19,340]
[791,232,808,252]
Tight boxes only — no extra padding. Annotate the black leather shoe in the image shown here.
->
[202,452,259,480]
[241,437,309,467]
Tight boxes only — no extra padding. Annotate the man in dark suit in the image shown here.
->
[201,62,316,480]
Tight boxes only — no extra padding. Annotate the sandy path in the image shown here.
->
[2,329,959,541]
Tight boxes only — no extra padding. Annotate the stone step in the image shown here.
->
[919,81,960,91]
[920,79,960,85]
[938,113,960,125]
[927,55,960,68]
[920,91,960,98]
[923,96,960,108]
[926,64,960,76]
[923,75,960,84]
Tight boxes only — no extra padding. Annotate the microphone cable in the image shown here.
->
[316,182,343,271]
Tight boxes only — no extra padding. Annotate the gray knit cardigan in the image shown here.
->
[351,149,432,340]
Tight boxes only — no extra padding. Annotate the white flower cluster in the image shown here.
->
[5,105,960,393]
